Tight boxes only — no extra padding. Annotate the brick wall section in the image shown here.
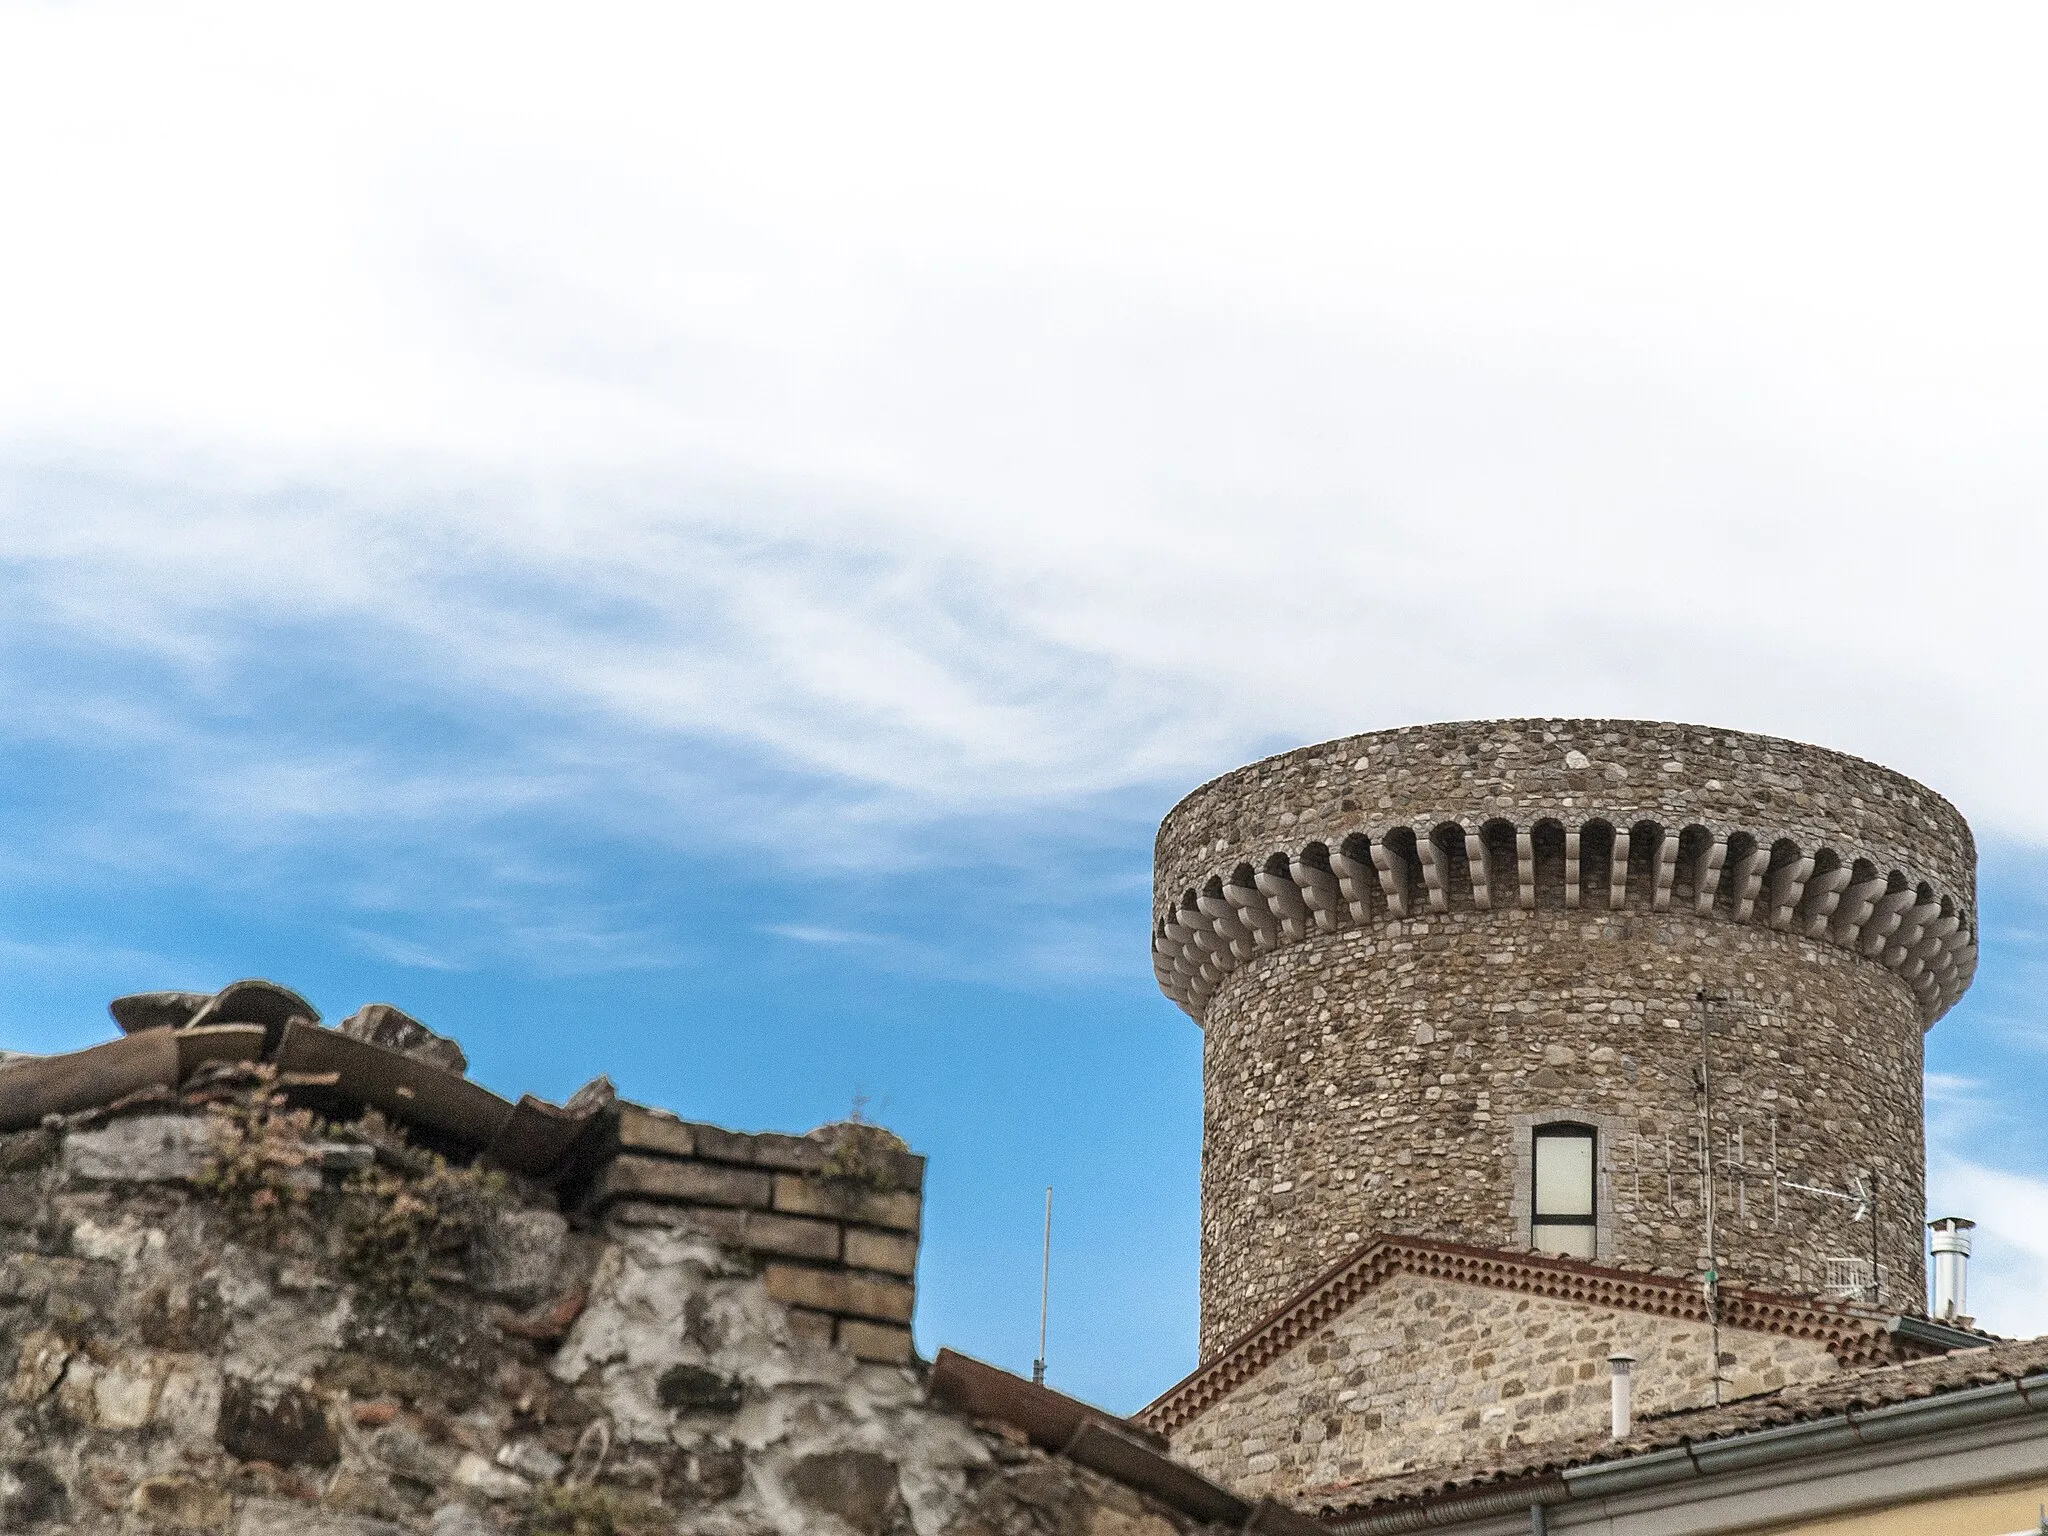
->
[1154,721,1968,1356]
[579,1106,922,1365]
[1170,1270,1842,1500]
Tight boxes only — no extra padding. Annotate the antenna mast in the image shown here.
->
[1032,1186,1052,1386]
[1697,990,1725,1406]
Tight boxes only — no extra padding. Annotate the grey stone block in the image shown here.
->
[236,1498,405,1536]
[470,1207,568,1302]
[62,1115,225,1182]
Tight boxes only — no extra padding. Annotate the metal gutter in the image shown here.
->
[1552,1444,1700,1499]
[1891,1314,1998,1353]
[1327,1371,2048,1532]
[1565,1371,2048,1498]
[1847,1380,2035,1444]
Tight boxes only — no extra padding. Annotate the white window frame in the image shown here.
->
[1531,1122,1598,1258]
[1508,1109,1625,1261]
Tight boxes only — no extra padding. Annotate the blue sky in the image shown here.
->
[5,4,2048,1412]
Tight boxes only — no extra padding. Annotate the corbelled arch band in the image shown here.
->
[1152,815,1976,1026]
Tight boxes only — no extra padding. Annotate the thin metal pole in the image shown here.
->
[1032,1186,1052,1386]
[1698,991,1722,1406]
[1869,1166,1881,1306]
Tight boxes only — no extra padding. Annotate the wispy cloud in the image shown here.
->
[1924,1056,2047,1340]
[340,928,469,972]
[3,5,2048,1411]
[6,9,2048,868]
[4,12,2047,1036]
[0,934,193,985]
[762,924,890,947]
[1923,1072,1980,1103]
[1927,1154,2048,1340]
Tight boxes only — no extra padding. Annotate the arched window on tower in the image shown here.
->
[1532,1123,1597,1259]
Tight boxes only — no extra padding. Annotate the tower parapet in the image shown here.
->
[1153,720,1975,1357]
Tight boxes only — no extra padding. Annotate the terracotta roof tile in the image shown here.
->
[1305,1334,2048,1518]
[1138,1234,1938,1437]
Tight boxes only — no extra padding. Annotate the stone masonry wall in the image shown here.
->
[1153,721,1967,1355]
[1198,906,1927,1354]
[0,1079,1223,1536]
[1155,720,1975,915]
[1170,1270,1842,1501]
[574,1104,925,1366]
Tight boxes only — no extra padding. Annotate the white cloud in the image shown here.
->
[1923,1073,1981,1105]
[0,6,2045,856]
[761,925,887,948]
[1927,1156,2048,1341]
[0,6,2045,1368]
[4,5,2048,972]
[0,935,191,985]
[1924,1069,2046,1339]
[340,928,469,973]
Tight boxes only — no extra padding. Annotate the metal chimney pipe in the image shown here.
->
[1608,1353,1636,1440]
[1928,1217,1976,1324]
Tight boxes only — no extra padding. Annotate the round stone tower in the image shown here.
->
[1152,720,1976,1359]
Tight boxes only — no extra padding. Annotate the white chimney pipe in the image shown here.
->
[1608,1353,1636,1440]
[1928,1217,1976,1324]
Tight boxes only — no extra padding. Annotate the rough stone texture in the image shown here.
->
[106,992,211,1036]
[577,1109,928,1363]
[62,1115,226,1183]
[1171,1270,1842,1499]
[0,1090,1222,1536]
[786,1449,908,1534]
[1155,720,1975,919]
[1309,1333,2048,1516]
[468,1208,569,1304]
[1154,720,1969,1356]
[218,1378,342,1465]
[1197,908,1928,1354]
[336,1005,468,1076]
[944,1461,1185,1536]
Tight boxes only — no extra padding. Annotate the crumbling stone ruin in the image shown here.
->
[0,980,1314,1536]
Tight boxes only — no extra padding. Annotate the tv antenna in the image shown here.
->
[1783,1171,1881,1304]
[1032,1186,1052,1386]
[1781,1174,1867,1223]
